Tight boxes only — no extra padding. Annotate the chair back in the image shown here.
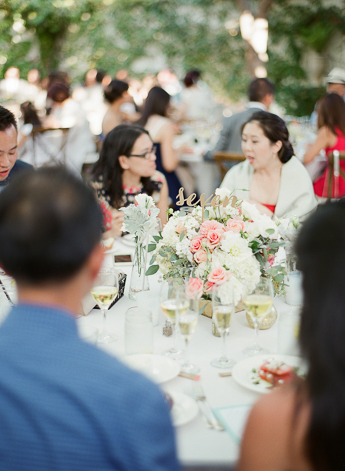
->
[213,151,245,180]
[30,127,70,167]
[326,150,345,200]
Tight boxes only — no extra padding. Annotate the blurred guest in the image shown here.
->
[26,69,42,104]
[179,69,215,121]
[102,79,131,136]
[18,102,59,167]
[221,111,317,220]
[45,82,97,174]
[205,78,275,161]
[91,124,168,236]
[0,167,180,471]
[0,105,32,194]
[73,69,106,136]
[310,67,345,127]
[237,200,345,471]
[0,67,29,105]
[136,86,183,207]
[304,93,345,198]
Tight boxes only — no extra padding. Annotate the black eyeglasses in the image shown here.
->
[128,145,157,160]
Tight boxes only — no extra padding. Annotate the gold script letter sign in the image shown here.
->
[176,187,238,222]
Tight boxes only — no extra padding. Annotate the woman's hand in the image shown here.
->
[103,209,124,239]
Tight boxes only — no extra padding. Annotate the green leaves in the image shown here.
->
[146,265,159,276]
[266,228,275,235]
[179,230,185,241]
[148,244,156,252]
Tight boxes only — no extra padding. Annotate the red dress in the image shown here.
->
[313,131,345,198]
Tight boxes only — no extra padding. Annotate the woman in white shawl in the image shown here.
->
[220,111,317,221]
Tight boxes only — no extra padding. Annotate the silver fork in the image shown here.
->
[192,383,225,431]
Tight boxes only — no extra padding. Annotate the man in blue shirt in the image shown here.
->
[0,105,32,193]
[0,167,181,471]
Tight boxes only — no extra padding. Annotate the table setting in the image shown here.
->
[0,190,304,468]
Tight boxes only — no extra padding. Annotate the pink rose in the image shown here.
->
[199,220,225,237]
[267,254,275,266]
[206,229,223,251]
[207,267,230,285]
[205,281,215,292]
[175,221,187,235]
[194,248,208,264]
[186,277,204,299]
[190,235,204,253]
[226,219,246,233]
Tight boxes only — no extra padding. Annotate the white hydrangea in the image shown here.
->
[220,232,250,258]
[216,276,244,306]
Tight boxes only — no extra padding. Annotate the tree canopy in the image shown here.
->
[0,0,344,115]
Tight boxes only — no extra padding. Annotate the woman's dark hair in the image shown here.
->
[0,167,102,284]
[103,79,129,104]
[136,86,170,127]
[295,200,345,471]
[242,110,294,163]
[47,82,70,103]
[183,70,201,88]
[20,102,42,128]
[317,93,345,135]
[92,124,156,208]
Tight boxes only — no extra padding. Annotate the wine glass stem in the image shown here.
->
[102,308,107,334]
[221,330,227,359]
[171,323,177,351]
[253,317,259,346]
[184,337,190,365]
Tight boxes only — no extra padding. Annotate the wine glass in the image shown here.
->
[179,283,200,374]
[160,278,188,360]
[242,277,273,356]
[90,268,119,343]
[211,283,236,369]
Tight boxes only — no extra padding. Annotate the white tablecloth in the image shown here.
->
[75,244,297,468]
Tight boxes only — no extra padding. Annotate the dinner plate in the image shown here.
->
[124,354,180,384]
[169,392,199,427]
[232,354,305,394]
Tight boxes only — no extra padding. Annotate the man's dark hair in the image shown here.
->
[248,78,275,102]
[0,167,103,284]
[0,105,17,132]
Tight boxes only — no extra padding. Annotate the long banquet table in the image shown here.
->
[74,241,297,469]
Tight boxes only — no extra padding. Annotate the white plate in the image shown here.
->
[169,392,199,427]
[124,354,180,384]
[232,354,305,394]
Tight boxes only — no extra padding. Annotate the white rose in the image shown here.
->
[215,187,232,202]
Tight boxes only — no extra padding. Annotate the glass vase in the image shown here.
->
[128,241,149,300]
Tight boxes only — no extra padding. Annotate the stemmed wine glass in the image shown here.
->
[242,277,273,356]
[211,283,236,369]
[160,278,188,360]
[178,281,200,374]
[90,268,119,343]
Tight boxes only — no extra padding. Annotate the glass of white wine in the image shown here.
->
[179,285,200,375]
[242,277,273,356]
[211,283,236,369]
[90,268,119,344]
[160,279,188,360]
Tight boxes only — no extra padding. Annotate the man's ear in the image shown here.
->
[119,155,130,170]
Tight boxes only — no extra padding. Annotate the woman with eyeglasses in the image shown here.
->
[91,124,168,238]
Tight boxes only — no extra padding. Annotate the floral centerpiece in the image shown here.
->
[147,188,287,306]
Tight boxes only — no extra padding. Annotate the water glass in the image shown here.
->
[125,307,154,355]
[277,307,300,355]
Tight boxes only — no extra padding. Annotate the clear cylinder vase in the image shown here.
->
[128,241,150,301]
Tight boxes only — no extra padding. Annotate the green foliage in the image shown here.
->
[0,0,344,116]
